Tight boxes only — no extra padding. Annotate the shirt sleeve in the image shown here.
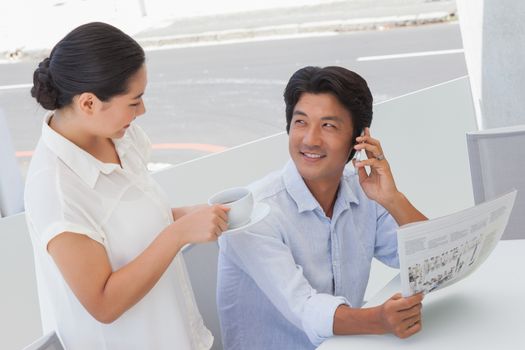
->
[219,212,349,346]
[374,202,400,268]
[25,168,105,252]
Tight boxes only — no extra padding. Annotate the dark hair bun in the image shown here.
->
[31,58,59,110]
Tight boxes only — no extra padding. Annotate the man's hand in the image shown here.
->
[353,127,427,226]
[353,127,399,206]
[333,292,423,338]
[379,292,424,339]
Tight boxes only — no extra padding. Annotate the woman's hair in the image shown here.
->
[283,66,373,161]
[31,22,145,110]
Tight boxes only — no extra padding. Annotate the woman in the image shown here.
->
[25,22,229,349]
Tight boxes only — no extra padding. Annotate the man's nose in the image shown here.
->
[303,126,321,146]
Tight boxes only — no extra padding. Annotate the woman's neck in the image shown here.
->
[50,109,120,165]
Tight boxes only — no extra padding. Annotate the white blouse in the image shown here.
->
[24,113,213,350]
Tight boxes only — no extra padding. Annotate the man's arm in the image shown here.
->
[333,293,423,338]
[354,127,427,226]
[220,221,348,346]
[381,191,427,226]
[350,128,425,337]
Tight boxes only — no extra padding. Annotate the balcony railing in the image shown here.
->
[0,76,477,350]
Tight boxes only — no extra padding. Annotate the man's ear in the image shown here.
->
[76,92,99,115]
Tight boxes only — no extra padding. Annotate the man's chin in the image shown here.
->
[295,163,323,181]
[294,160,345,185]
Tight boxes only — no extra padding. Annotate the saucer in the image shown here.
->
[223,202,270,234]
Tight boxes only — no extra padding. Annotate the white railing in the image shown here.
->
[0,76,477,349]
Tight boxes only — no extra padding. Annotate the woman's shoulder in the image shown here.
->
[25,140,59,192]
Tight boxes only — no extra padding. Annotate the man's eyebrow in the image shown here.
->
[321,116,343,123]
[132,92,144,99]
[293,110,308,117]
[293,111,345,123]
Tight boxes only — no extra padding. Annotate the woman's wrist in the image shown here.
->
[163,222,187,253]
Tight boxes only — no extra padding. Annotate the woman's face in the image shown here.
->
[93,64,148,139]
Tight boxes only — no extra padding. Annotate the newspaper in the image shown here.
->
[398,190,517,297]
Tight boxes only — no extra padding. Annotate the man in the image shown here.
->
[217,66,427,349]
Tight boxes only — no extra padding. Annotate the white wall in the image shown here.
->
[373,76,476,219]
[457,0,525,129]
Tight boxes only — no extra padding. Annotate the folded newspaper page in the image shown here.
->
[398,190,517,297]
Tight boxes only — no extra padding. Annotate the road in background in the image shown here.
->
[0,22,466,175]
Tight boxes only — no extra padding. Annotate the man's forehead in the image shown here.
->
[294,93,353,121]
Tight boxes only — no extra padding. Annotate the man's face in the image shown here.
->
[289,92,354,187]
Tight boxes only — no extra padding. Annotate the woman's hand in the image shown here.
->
[171,204,208,221]
[353,127,400,207]
[171,204,229,245]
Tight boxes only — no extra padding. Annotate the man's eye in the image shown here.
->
[130,102,140,107]
[294,120,305,125]
[323,123,335,128]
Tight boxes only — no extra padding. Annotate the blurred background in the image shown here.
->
[0,0,463,175]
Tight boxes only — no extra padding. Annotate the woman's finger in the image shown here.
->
[213,205,230,222]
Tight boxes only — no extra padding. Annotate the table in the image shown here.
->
[318,239,525,349]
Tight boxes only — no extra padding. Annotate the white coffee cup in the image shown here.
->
[208,187,254,229]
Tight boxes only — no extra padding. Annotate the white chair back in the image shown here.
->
[0,109,24,217]
[23,331,64,350]
[0,213,42,349]
[467,124,525,239]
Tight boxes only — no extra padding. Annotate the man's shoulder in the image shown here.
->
[248,168,287,202]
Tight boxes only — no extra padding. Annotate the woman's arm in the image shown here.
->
[48,205,228,323]
[171,204,207,221]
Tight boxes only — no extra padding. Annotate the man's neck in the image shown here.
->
[304,176,341,219]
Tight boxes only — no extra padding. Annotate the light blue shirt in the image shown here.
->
[217,161,399,349]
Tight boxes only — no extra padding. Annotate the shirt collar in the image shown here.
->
[338,167,360,208]
[282,160,359,214]
[41,112,124,188]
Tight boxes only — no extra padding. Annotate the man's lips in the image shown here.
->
[300,151,326,160]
